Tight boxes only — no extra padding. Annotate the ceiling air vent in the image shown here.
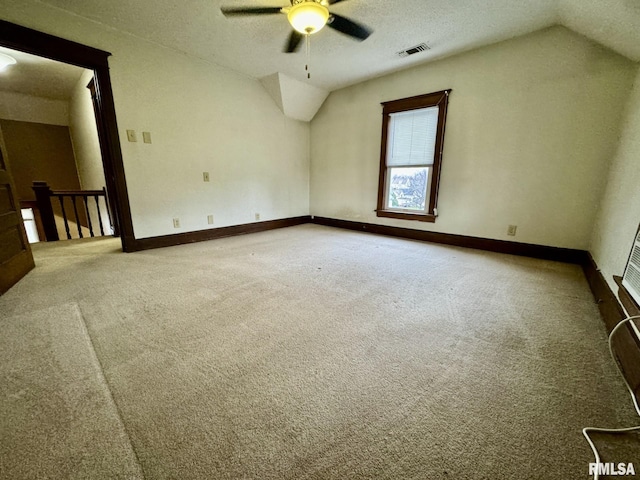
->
[397,43,430,58]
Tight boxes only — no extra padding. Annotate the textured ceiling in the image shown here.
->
[558,0,640,63]
[3,0,640,98]
[32,0,640,92]
[0,45,86,100]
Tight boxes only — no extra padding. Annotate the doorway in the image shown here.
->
[0,20,135,253]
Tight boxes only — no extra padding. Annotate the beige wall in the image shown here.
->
[0,91,69,126]
[2,3,636,251]
[0,119,81,201]
[1,1,310,240]
[310,27,636,250]
[115,43,310,238]
[68,70,106,191]
[68,69,112,234]
[590,69,640,294]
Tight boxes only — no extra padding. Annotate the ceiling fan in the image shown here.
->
[221,0,373,53]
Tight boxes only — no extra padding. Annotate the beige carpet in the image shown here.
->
[0,224,637,479]
[0,303,142,479]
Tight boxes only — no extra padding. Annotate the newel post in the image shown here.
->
[32,181,59,241]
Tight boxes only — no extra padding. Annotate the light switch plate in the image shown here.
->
[203,172,210,182]
[142,131,152,144]
[126,129,137,142]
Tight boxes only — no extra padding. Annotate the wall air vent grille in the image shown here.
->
[397,43,430,57]
[622,226,640,307]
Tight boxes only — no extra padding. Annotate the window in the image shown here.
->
[376,89,451,222]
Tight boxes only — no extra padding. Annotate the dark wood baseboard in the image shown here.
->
[311,216,588,264]
[615,275,640,318]
[583,254,626,330]
[129,216,311,252]
[583,253,640,398]
[130,214,589,263]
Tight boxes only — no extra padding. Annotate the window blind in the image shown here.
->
[387,106,439,166]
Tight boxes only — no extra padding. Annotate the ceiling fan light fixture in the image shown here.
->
[0,52,17,72]
[287,1,329,35]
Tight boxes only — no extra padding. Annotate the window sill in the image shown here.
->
[376,210,437,223]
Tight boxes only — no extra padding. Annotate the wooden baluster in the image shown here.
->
[102,187,113,235]
[94,195,105,236]
[70,195,82,238]
[57,195,71,240]
[32,181,59,241]
[82,195,95,237]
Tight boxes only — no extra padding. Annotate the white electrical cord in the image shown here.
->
[583,315,640,480]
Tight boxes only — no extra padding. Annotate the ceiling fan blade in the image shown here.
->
[221,7,283,16]
[327,14,371,41]
[284,30,304,53]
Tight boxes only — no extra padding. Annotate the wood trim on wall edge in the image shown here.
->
[582,253,640,396]
[128,216,311,252]
[614,275,640,318]
[130,214,589,265]
[311,216,588,264]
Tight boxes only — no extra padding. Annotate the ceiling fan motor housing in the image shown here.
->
[288,0,330,35]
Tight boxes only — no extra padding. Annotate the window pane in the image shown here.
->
[387,106,439,166]
[387,167,429,211]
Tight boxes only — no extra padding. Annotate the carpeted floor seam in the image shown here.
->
[74,304,147,480]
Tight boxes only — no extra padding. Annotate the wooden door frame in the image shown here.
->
[86,77,119,236]
[0,124,35,294]
[0,20,135,252]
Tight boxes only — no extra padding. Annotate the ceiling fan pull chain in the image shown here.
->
[305,33,311,79]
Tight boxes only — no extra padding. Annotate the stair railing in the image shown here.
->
[31,181,113,241]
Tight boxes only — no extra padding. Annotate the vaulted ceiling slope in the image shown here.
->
[559,0,640,64]
[12,0,640,92]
